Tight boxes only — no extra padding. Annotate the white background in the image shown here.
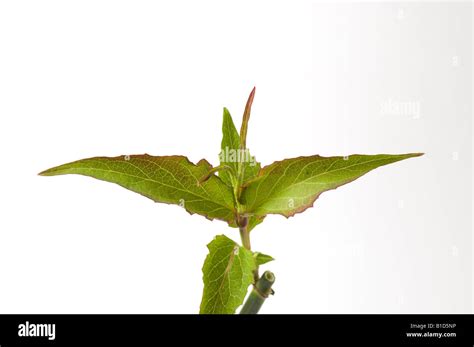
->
[0,1,472,313]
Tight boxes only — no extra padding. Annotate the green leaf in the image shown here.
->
[254,252,274,266]
[39,155,236,224]
[247,215,265,232]
[241,153,423,218]
[200,235,256,314]
[219,108,260,186]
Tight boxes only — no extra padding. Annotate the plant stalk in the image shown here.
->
[240,271,275,314]
[239,224,251,250]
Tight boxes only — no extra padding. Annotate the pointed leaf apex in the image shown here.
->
[241,153,424,218]
[240,87,256,149]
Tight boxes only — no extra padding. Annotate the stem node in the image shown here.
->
[239,271,275,314]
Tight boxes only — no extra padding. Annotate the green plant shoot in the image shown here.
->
[39,88,423,314]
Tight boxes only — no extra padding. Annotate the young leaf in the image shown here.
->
[200,235,256,314]
[254,252,274,266]
[239,86,255,150]
[219,107,260,185]
[247,215,265,232]
[218,107,241,186]
[39,155,236,224]
[241,153,423,217]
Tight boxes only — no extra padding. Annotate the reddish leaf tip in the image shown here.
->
[249,86,256,102]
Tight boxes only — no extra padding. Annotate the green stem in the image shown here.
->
[240,271,275,314]
[236,87,256,251]
[239,217,251,250]
[237,215,259,281]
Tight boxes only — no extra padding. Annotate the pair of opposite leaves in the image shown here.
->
[39,88,422,313]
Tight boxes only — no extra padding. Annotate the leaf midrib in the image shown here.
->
[213,248,236,313]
